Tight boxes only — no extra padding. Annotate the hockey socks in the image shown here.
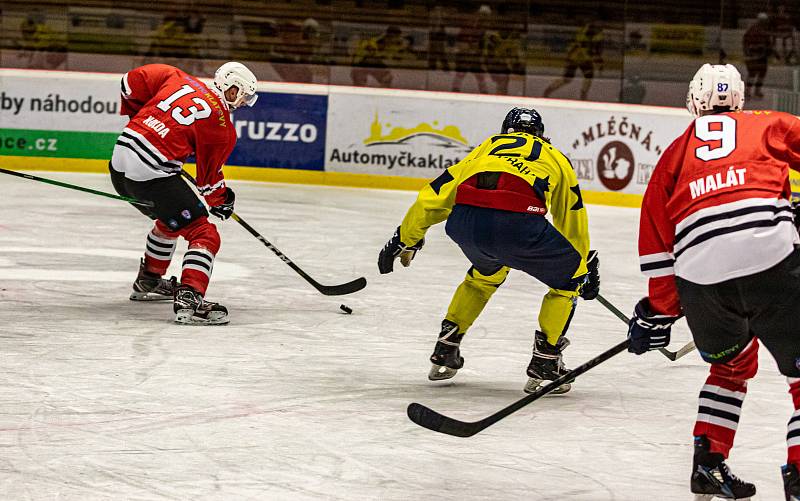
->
[784,378,800,500]
[693,340,758,457]
[181,247,215,295]
[143,223,178,276]
[178,217,220,295]
[788,378,800,466]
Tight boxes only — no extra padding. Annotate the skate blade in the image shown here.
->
[524,377,571,395]
[428,364,458,381]
[174,309,229,325]
[130,291,172,301]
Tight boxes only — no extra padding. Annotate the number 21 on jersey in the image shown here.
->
[694,115,736,161]
[488,135,542,161]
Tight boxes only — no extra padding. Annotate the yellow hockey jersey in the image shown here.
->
[399,132,590,272]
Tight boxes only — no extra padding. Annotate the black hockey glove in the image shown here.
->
[579,250,600,300]
[627,298,679,355]
[378,227,424,274]
[210,187,235,220]
[792,199,800,233]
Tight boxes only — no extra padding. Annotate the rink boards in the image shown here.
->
[2,68,798,206]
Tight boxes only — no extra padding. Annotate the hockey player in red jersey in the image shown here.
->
[627,63,800,500]
[109,62,257,325]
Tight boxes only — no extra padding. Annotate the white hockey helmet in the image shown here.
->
[214,62,258,109]
[686,63,745,117]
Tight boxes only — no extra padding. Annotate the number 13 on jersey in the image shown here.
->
[157,84,212,126]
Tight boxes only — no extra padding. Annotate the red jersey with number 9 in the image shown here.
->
[119,64,236,206]
[638,110,800,315]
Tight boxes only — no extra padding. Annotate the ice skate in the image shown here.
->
[525,331,572,394]
[428,320,465,381]
[784,463,800,501]
[130,259,178,301]
[173,285,229,325]
[691,436,755,500]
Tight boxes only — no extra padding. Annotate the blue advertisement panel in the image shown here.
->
[227,92,327,171]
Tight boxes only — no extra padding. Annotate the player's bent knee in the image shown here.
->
[154,219,181,239]
[708,339,759,380]
[548,286,581,300]
[466,266,509,287]
[181,217,221,255]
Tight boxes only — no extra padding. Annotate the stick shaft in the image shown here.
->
[480,339,630,429]
[179,170,366,296]
[596,292,695,360]
[0,167,153,207]
[596,293,629,323]
[407,338,631,437]
[231,212,366,295]
[231,212,316,280]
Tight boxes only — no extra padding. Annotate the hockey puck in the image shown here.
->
[339,304,353,314]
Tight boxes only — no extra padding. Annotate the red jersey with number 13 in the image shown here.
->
[638,110,800,315]
[120,64,236,206]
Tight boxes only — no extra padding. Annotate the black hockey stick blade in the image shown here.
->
[309,275,367,296]
[407,403,466,435]
[407,339,631,437]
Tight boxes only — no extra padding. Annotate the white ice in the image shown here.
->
[0,172,793,500]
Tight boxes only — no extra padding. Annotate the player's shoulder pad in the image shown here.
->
[543,140,572,167]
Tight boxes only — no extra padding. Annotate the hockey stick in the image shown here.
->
[230,213,367,295]
[596,293,695,361]
[660,340,696,361]
[407,338,631,437]
[0,166,154,208]
[180,171,367,296]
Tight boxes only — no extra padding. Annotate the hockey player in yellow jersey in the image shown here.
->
[378,107,599,393]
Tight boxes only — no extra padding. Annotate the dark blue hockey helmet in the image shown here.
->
[501,107,545,137]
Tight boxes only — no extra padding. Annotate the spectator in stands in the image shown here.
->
[147,14,191,59]
[620,74,646,104]
[452,4,493,93]
[427,6,450,71]
[300,18,331,66]
[542,22,604,100]
[16,12,67,70]
[301,18,322,59]
[772,4,797,64]
[485,28,525,95]
[351,25,410,87]
[743,13,772,99]
[272,17,331,83]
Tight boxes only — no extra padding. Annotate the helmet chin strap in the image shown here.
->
[210,86,234,110]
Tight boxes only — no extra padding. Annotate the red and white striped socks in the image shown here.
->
[788,377,800,466]
[692,340,800,471]
[693,339,759,457]
[181,246,215,295]
[143,225,177,276]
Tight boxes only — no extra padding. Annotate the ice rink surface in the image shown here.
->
[0,172,794,500]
